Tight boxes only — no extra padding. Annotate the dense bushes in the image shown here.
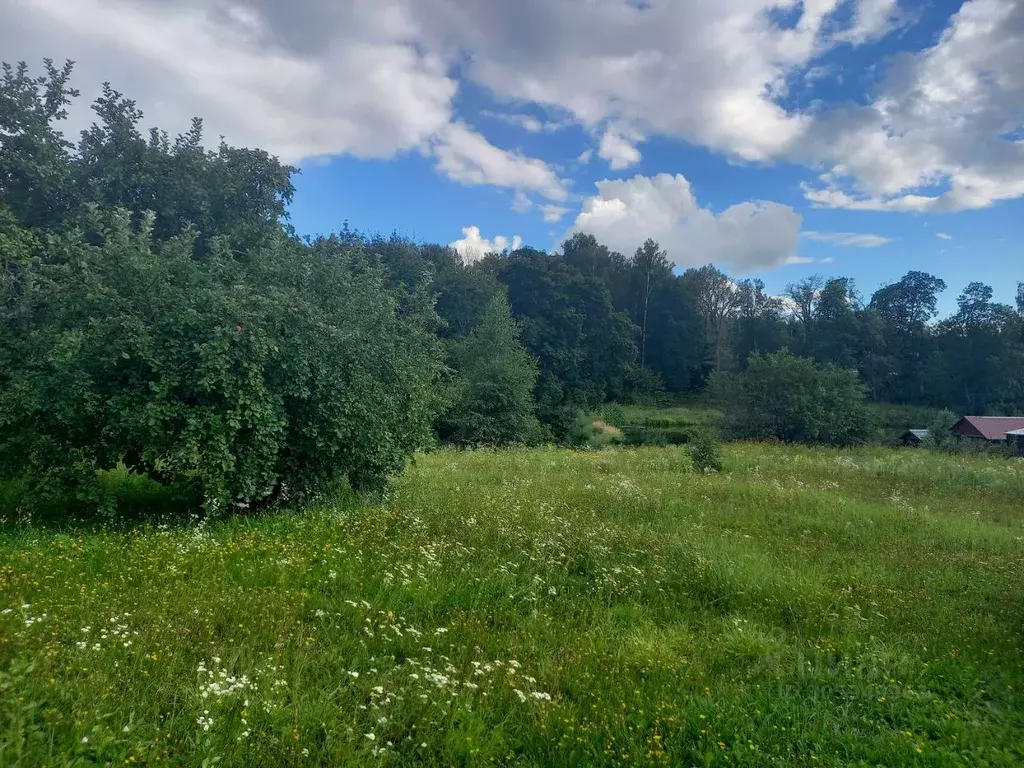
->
[713,350,871,446]
[0,209,444,512]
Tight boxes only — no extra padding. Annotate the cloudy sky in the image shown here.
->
[3,0,1022,312]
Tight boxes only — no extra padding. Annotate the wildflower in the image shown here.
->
[302,748,310,757]
[82,736,89,744]
[364,733,376,741]
[347,670,359,679]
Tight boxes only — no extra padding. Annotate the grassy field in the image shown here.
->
[2,444,1023,766]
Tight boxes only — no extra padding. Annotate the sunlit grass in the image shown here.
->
[2,444,1022,765]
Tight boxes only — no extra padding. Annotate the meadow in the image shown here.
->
[2,443,1023,766]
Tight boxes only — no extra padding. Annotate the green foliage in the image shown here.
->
[491,248,638,431]
[0,209,443,513]
[600,404,628,427]
[922,409,960,451]
[714,350,871,446]
[686,428,723,472]
[437,295,541,446]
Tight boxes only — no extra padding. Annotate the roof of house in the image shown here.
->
[953,416,1024,441]
[1006,429,1024,437]
[904,429,929,440]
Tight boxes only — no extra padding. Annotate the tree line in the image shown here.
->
[2,61,1022,513]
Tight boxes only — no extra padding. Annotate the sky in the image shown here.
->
[2,0,1022,315]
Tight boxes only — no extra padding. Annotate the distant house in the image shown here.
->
[952,416,1024,442]
[900,429,929,446]
[1007,429,1024,456]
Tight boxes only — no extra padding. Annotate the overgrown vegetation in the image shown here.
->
[2,444,1022,766]
[713,350,872,446]
[3,60,1024,516]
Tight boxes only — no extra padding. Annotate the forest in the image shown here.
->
[3,61,1023,512]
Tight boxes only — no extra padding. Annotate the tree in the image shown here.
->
[732,279,787,366]
[491,248,638,434]
[629,239,672,367]
[1,209,445,514]
[682,265,739,371]
[712,350,871,446]
[0,59,80,229]
[869,271,947,331]
[786,275,824,331]
[2,60,295,255]
[437,295,541,446]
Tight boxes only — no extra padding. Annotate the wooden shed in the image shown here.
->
[900,429,929,446]
[1007,429,1024,456]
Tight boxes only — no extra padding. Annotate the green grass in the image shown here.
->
[2,444,1023,766]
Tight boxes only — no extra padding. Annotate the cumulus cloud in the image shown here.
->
[568,174,802,273]
[598,129,642,170]
[835,0,901,44]
[803,231,892,247]
[5,0,1021,214]
[936,232,953,240]
[430,122,568,201]
[450,226,522,263]
[540,205,570,223]
[0,0,457,163]
[800,0,1024,211]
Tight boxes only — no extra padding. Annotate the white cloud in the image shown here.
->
[540,204,569,223]
[0,0,457,163]
[801,0,1024,211]
[450,225,521,263]
[479,110,569,133]
[835,0,900,44]
[803,231,892,247]
[598,129,642,170]
[5,0,1021,215]
[577,149,594,164]
[568,174,802,273]
[936,232,953,240]
[430,122,568,201]
[512,190,534,214]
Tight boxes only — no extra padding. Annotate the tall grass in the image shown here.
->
[1,444,1022,765]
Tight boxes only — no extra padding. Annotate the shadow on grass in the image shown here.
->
[0,467,200,534]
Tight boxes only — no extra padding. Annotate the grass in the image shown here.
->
[2,444,1023,766]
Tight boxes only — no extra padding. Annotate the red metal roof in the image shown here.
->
[953,416,1024,441]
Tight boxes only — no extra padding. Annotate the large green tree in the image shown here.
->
[437,295,541,446]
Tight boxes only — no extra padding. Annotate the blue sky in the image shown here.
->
[4,0,1022,315]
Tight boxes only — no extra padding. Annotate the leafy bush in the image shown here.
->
[712,350,871,446]
[922,409,960,451]
[687,428,723,473]
[601,404,628,427]
[436,295,541,446]
[0,209,444,514]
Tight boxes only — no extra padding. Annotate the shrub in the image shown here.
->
[601,404,628,427]
[687,429,723,473]
[922,409,960,451]
[0,209,444,514]
[437,295,541,446]
[712,350,871,446]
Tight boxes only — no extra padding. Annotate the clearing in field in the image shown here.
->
[1,444,1023,766]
